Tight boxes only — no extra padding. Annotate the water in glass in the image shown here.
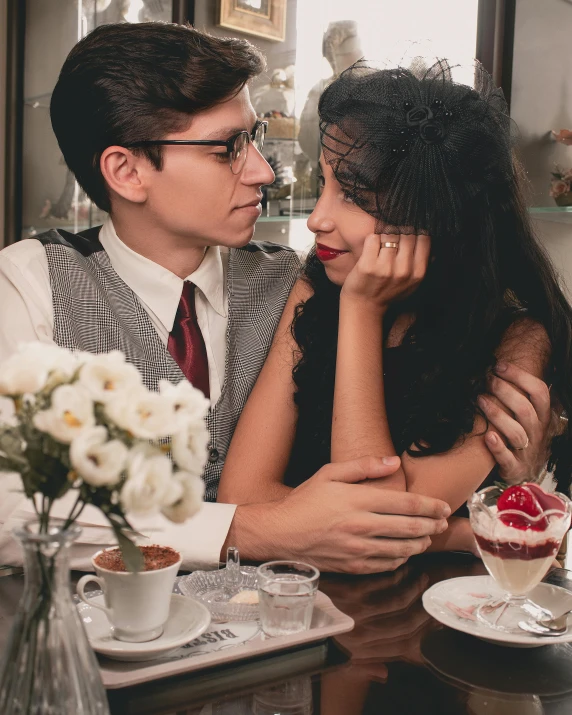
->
[259,576,316,637]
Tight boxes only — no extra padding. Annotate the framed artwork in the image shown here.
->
[218,0,286,42]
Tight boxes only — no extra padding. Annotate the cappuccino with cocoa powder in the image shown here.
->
[94,545,180,572]
[78,544,182,642]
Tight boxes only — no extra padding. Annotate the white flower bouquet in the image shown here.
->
[0,342,209,570]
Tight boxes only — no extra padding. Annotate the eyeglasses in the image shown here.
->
[124,120,268,175]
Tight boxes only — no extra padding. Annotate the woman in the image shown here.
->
[218,60,572,552]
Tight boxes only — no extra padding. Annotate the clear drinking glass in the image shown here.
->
[0,521,110,715]
[257,561,319,638]
[252,677,313,714]
[209,678,314,715]
[468,486,571,633]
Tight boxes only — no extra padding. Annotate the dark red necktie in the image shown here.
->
[168,281,210,398]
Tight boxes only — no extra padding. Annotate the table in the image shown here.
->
[2,553,572,714]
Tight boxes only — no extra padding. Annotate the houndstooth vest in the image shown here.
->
[35,227,300,501]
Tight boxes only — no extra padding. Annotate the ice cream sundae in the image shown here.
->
[468,484,571,632]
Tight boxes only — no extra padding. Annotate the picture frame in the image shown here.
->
[218,0,287,42]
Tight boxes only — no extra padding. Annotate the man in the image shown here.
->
[0,23,552,573]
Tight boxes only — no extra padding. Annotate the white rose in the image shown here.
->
[158,380,209,429]
[162,471,204,523]
[69,426,128,487]
[105,388,178,439]
[21,342,80,382]
[78,351,142,403]
[0,397,17,427]
[171,420,210,474]
[0,343,80,395]
[120,446,182,515]
[0,353,50,395]
[33,384,95,443]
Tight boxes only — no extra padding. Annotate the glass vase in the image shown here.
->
[0,521,110,715]
[555,192,572,207]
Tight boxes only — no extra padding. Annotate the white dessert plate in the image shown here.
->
[78,594,211,661]
[422,575,572,648]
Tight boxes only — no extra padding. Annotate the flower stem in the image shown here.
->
[16,546,59,711]
[63,493,83,530]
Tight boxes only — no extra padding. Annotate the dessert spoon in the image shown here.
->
[518,619,568,636]
[522,600,557,621]
[536,608,572,631]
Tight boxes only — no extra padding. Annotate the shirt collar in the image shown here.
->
[189,242,227,320]
[98,217,227,334]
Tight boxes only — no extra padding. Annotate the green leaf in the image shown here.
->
[0,454,27,472]
[21,466,51,498]
[0,429,25,457]
[108,520,144,572]
[23,447,71,500]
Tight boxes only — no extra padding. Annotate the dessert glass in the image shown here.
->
[468,485,571,633]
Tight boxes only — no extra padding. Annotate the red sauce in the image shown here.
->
[475,533,559,560]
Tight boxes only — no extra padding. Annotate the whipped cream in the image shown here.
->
[471,504,570,546]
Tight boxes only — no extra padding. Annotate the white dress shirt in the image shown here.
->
[0,218,236,571]
[0,217,228,402]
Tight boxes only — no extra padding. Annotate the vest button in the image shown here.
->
[208,447,220,463]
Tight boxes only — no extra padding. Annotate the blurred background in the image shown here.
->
[1,0,571,297]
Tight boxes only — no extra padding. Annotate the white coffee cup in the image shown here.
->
[77,547,182,643]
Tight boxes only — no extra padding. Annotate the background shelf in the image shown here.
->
[529,207,572,224]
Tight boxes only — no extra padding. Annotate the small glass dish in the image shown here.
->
[178,547,260,623]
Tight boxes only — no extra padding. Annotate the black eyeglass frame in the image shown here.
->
[123,120,268,173]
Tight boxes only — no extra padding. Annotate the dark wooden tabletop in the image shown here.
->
[2,553,572,714]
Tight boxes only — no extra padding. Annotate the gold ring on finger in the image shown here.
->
[382,242,400,249]
[513,436,530,451]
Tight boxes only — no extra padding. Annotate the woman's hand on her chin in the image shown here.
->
[341,233,431,311]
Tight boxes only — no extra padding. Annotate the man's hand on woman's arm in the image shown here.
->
[429,361,558,559]
[222,457,450,575]
[479,362,554,483]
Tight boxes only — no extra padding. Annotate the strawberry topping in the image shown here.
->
[525,483,566,513]
[496,483,564,531]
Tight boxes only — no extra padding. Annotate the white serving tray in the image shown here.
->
[97,590,354,689]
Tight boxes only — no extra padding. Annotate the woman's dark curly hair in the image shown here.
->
[287,60,572,494]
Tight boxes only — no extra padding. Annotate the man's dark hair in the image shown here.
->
[50,22,266,212]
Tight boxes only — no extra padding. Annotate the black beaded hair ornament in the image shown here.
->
[318,58,516,236]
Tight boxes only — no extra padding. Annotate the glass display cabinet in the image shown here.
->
[18,0,183,244]
[7,0,515,251]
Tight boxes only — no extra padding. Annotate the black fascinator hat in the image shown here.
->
[318,58,515,236]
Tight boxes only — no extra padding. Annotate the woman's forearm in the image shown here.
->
[426,516,478,555]
[331,297,401,469]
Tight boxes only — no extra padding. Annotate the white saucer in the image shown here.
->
[422,575,572,648]
[78,594,211,661]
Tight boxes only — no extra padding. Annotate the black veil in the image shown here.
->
[318,58,516,236]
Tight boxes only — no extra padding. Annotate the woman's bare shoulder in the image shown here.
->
[290,275,314,303]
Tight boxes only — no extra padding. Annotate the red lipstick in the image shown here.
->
[316,243,349,262]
